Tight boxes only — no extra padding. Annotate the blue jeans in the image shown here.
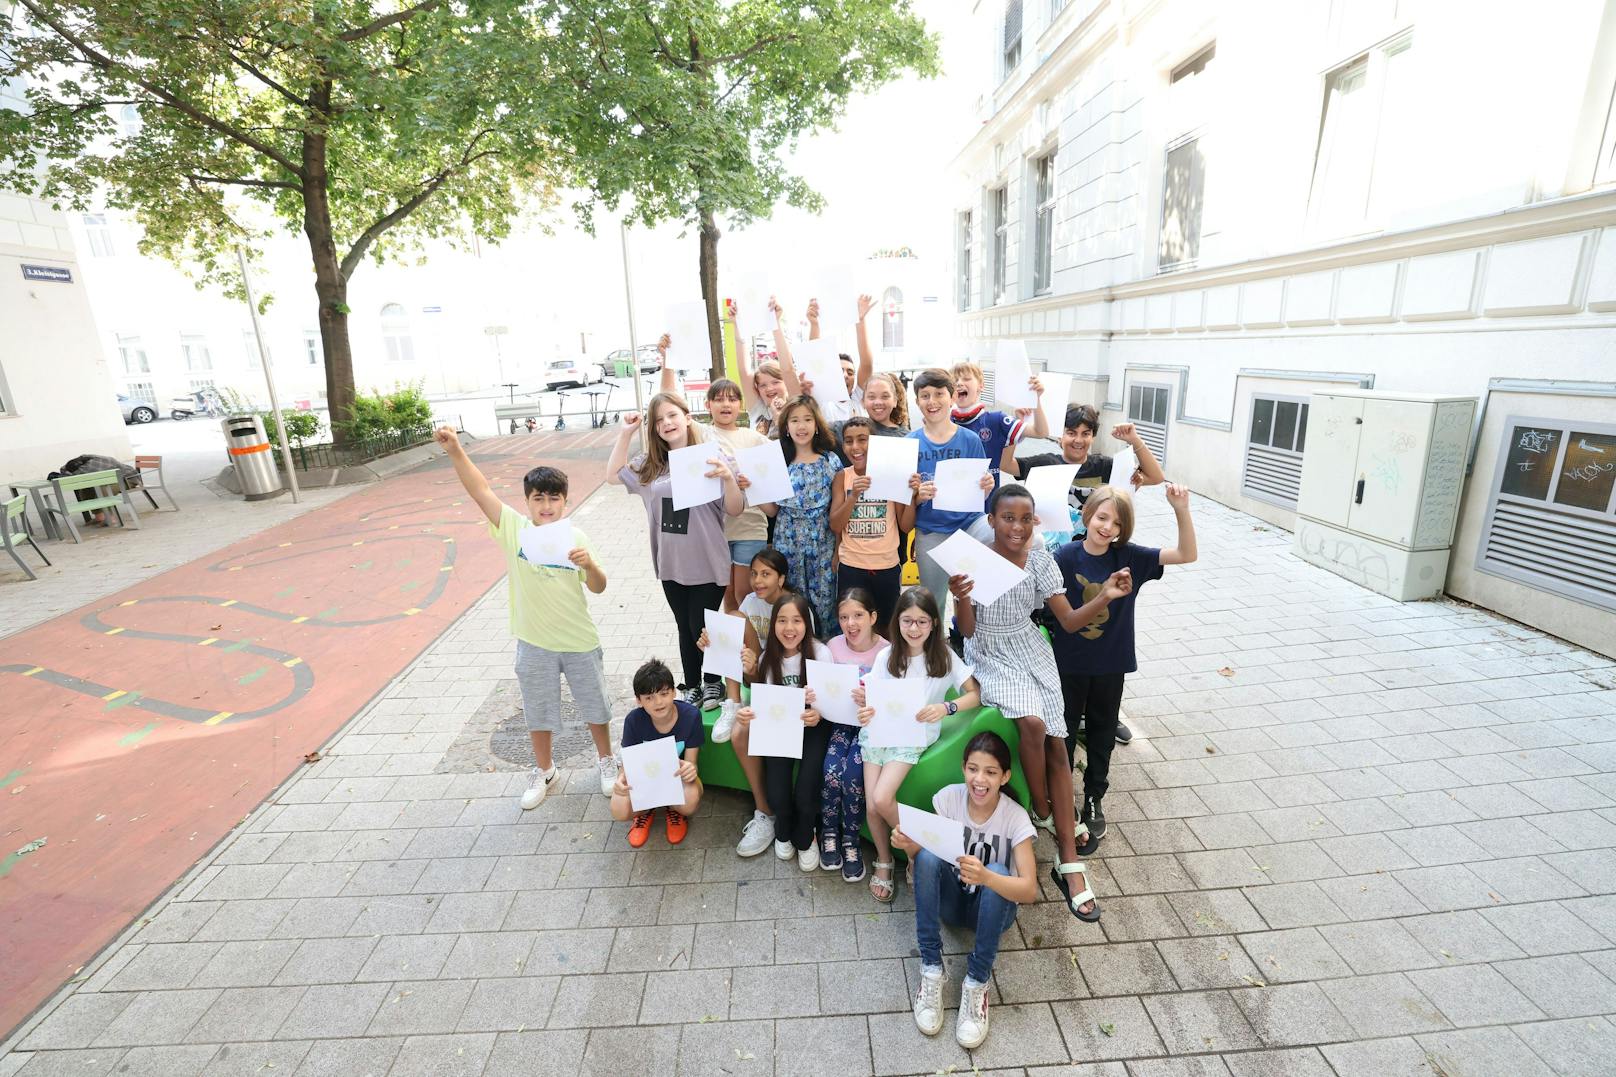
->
[913,850,1018,983]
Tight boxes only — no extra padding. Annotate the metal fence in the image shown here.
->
[272,424,436,471]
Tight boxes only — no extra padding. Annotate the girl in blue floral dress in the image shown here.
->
[764,395,843,638]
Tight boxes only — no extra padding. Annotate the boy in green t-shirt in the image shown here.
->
[435,427,617,808]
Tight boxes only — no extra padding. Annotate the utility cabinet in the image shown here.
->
[1294,389,1476,600]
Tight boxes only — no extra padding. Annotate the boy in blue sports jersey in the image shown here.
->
[950,360,1050,506]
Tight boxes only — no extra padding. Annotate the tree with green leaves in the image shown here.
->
[0,0,565,442]
[540,0,938,376]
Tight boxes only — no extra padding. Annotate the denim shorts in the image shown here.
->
[729,538,769,566]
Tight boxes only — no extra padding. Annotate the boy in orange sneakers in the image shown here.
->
[611,659,704,847]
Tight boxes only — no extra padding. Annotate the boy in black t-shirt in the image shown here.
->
[612,659,705,847]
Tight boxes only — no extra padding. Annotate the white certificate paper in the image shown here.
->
[703,608,747,684]
[1024,464,1078,533]
[933,458,988,514]
[805,659,860,726]
[994,340,1037,410]
[747,683,806,759]
[866,436,918,504]
[1108,446,1138,490]
[731,275,777,341]
[734,439,795,507]
[793,338,848,408]
[669,444,722,511]
[812,265,859,331]
[864,678,930,748]
[899,803,967,865]
[620,737,685,812]
[925,529,1028,608]
[664,301,713,372]
[517,518,575,568]
[1037,372,1073,434]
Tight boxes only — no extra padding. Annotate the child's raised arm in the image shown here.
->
[605,413,641,486]
[1112,422,1166,488]
[1159,483,1198,566]
[998,438,1023,480]
[774,306,805,398]
[435,427,502,526]
[854,294,875,392]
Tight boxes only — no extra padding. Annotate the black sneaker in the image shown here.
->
[700,681,725,710]
[1115,720,1134,745]
[681,684,702,706]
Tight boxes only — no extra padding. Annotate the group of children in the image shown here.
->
[431,299,1198,1049]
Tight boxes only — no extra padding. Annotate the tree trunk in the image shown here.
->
[302,89,356,447]
[698,208,723,380]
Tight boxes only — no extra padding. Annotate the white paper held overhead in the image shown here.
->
[994,340,1037,410]
[663,301,713,372]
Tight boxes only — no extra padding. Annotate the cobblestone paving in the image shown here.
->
[3,478,1614,1076]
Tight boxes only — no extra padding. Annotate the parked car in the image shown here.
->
[544,357,604,391]
[117,393,157,424]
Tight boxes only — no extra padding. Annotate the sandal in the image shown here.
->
[1076,819,1100,857]
[869,860,895,903]
[1052,861,1101,923]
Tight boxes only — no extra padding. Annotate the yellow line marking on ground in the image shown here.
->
[440,566,452,572]
[389,525,399,530]
[198,638,218,647]
[352,541,364,546]
[442,538,454,543]
[291,616,309,624]
[102,689,126,701]
[221,599,238,607]
[279,542,292,547]
[403,607,422,616]
[119,600,139,607]
[105,627,125,635]
[22,667,43,676]
[283,657,303,668]
[204,711,233,726]
[228,566,243,572]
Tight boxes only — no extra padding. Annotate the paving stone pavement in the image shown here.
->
[3,477,1614,1076]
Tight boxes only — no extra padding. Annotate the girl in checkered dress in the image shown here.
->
[947,484,1133,923]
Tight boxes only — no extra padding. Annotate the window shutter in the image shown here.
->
[1003,0,1022,50]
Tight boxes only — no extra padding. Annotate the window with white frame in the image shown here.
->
[125,381,156,404]
[181,334,212,372]
[81,213,114,257]
[1002,0,1022,77]
[1032,151,1057,295]
[1242,395,1310,508]
[958,210,973,311]
[881,287,904,349]
[991,186,1009,303]
[303,331,321,366]
[380,303,415,363]
[1477,418,1616,612]
[189,377,216,394]
[117,335,149,375]
[0,359,14,415]
[1126,382,1171,465]
[1307,35,1415,238]
[242,329,261,369]
[1596,80,1616,186]
[1158,45,1214,272]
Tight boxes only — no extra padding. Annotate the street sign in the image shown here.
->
[21,264,72,283]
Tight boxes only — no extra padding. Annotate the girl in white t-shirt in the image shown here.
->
[892,731,1037,1051]
[853,588,980,904]
[818,588,885,882]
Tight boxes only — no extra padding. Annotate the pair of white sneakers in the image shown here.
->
[520,754,619,810]
[913,967,991,1049]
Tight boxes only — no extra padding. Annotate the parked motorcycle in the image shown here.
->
[170,389,222,421]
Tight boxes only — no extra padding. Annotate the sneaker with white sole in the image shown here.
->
[519,766,557,810]
[735,811,775,857]
[711,699,738,744]
[797,842,819,872]
[596,755,620,796]
[913,967,945,1036]
[700,681,726,710]
[955,978,990,1048]
[774,839,794,861]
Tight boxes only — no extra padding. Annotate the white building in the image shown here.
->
[947,0,1616,656]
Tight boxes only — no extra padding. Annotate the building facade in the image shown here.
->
[949,0,1616,656]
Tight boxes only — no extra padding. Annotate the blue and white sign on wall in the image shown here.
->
[21,264,73,284]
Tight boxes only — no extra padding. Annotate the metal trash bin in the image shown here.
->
[222,414,285,501]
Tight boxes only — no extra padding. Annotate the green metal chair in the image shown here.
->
[2,494,50,580]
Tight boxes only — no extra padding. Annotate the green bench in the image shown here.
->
[43,469,142,543]
[2,494,51,580]
[696,694,1033,845]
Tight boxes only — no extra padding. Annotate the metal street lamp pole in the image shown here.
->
[237,247,300,504]
[619,217,645,451]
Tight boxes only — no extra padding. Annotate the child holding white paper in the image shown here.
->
[759,396,842,639]
[892,731,1038,1050]
[434,427,617,809]
[999,404,1165,544]
[735,593,832,869]
[950,359,1049,506]
[855,588,980,904]
[779,295,872,424]
[606,393,746,711]
[907,369,987,616]
[948,484,1132,925]
[1056,484,1196,855]
[703,373,776,615]
[830,417,915,629]
[611,659,704,847]
[817,588,883,881]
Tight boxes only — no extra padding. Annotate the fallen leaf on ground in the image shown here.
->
[13,837,46,856]
[303,751,322,764]
[1204,746,1216,754]
[1098,1022,1116,1037]
[1217,667,1235,677]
